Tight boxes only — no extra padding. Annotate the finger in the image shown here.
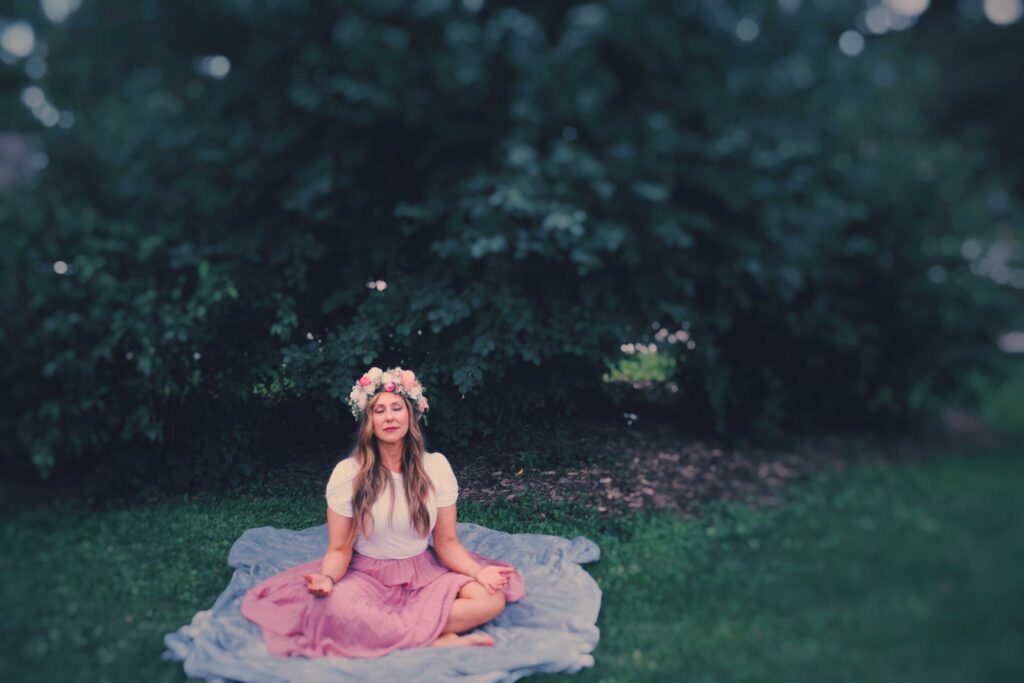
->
[496,567,516,574]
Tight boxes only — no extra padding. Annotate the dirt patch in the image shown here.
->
[449,418,998,519]
[451,430,817,519]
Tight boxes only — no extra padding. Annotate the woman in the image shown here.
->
[240,366,525,658]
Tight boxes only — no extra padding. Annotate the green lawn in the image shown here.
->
[980,360,1024,439]
[2,447,1022,683]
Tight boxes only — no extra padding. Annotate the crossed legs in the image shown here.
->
[431,580,506,647]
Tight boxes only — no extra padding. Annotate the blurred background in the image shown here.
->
[1,0,1022,496]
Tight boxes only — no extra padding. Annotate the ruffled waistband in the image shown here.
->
[347,546,527,604]
[348,547,454,590]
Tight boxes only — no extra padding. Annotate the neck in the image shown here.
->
[377,441,404,473]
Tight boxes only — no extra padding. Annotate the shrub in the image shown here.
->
[1,1,1016,488]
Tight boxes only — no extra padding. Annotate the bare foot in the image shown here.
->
[431,632,494,648]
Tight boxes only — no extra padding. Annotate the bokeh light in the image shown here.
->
[884,0,931,16]
[865,6,893,34]
[194,55,231,79]
[984,0,1024,24]
[20,85,44,108]
[25,56,46,78]
[1,21,35,58]
[41,0,81,24]
[997,331,1024,353]
[839,30,866,56]
[736,17,760,42]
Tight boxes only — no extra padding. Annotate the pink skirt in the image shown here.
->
[240,547,526,658]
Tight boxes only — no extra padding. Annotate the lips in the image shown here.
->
[384,427,398,432]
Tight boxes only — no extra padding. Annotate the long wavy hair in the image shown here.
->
[350,392,435,539]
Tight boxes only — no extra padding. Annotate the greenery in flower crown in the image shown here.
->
[347,367,429,424]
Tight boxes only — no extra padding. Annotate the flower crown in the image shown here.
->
[347,366,429,424]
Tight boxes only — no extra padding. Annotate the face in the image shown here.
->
[369,393,410,444]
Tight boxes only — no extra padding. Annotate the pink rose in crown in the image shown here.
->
[401,370,417,390]
[418,399,428,412]
[383,382,396,392]
[358,375,372,387]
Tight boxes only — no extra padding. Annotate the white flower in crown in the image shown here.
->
[367,367,383,382]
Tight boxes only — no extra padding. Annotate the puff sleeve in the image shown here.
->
[431,452,459,507]
[325,458,357,517]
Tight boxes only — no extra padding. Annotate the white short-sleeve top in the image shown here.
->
[324,451,459,559]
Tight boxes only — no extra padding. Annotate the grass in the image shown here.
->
[979,359,1024,438]
[552,450,1024,683]
[603,350,678,383]
[1,447,1022,683]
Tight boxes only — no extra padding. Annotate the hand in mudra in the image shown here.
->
[304,573,334,598]
[475,565,516,593]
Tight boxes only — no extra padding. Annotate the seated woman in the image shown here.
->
[241,366,525,658]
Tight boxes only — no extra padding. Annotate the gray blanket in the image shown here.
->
[162,522,602,682]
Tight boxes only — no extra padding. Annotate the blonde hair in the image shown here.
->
[350,393,434,539]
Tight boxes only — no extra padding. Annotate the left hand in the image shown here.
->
[475,565,516,593]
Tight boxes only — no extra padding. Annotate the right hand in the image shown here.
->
[304,573,334,598]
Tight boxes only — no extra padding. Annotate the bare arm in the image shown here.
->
[433,504,515,592]
[432,504,485,577]
[321,506,356,579]
[305,506,355,597]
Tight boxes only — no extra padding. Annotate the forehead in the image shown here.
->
[373,395,404,408]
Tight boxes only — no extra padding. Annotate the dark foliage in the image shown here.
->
[1,0,1018,491]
